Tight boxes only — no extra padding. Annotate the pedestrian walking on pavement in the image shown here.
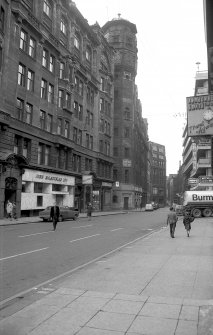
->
[50,203,60,231]
[167,207,178,238]
[6,200,13,220]
[183,209,194,237]
[12,202,17,220]
[87,202,93,221]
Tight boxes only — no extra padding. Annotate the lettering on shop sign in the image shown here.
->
[187,95,213,111]
[188,120,213,135]
[35,174,68,183]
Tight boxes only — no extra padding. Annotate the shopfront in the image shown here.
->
[0,153,27,219]
[21,169,75,216]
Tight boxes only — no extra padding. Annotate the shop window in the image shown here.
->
[37,196,43,207]
[113,195,118,203]
[52,184,62,192]
[34,183,43,193]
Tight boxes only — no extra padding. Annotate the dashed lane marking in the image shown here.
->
[0,247,49,261]
[69,234,100,243]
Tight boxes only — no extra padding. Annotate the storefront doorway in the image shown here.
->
[4,177,17,216]
[123,197,129,210]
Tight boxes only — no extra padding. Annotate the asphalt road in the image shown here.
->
[0,208,169,303]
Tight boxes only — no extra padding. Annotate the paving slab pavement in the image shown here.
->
[0,216,213,334]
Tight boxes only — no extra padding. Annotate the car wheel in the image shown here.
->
[43,218,48,222]
[73,214,78,221]
[59,216,63,222]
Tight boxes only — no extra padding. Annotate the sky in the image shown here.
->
[75,0,208,175]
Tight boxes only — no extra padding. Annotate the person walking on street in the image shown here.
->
[167,207,178,238]
[87,202,93,221]
[183,209,194,237]
[6,200,13,220]
[12,202,17,220]
[50,203,60,231]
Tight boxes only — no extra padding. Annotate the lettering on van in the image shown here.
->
[192,194,213,201]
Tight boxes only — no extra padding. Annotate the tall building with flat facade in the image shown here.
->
[102,16,149,210]
[149,141,166,207]
[0,0,114,218]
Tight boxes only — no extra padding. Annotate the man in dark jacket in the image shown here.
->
[167,207,178,238]
[50,203,60,231]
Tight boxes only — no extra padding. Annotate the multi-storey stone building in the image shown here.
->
[0,0,115,218]
[102,16,149,210]
[149,141,166,207]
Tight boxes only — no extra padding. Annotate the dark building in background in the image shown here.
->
[203,0,213,93]
[0,0,115,218]
[149,141,166,207]
[102,16,149,210]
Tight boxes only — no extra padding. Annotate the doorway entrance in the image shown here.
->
[4,177,17,216]
[123,197,129,210]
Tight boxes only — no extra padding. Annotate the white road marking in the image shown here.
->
[0,229,157,307]
[110,228,123,232]
[0,247,49,261]
[19,231,53,237]
[72,225,93,228]
[69,234,100,243]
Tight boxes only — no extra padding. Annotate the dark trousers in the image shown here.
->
[53,216,58,230]
[169,223,176,237]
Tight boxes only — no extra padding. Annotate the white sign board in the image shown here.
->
[22,169,75,185]
[187,94,213,136]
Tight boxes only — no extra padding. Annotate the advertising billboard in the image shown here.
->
[187,94,213,136]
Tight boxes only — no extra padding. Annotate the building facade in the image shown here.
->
[183,71,212,191]
[0,0,115,218]
[102,16,149,210]
[149,141,166,207]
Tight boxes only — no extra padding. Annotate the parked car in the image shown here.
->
[39,206,79,222]
[175,205,183,216]
[153,203,159,210]
[145,203,154,211]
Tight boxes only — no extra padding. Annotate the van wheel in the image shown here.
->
[192,208,201,218]
[202,208,212,217]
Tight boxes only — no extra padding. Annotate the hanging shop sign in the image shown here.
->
[82,175,93,185]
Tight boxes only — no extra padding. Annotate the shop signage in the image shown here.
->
[187,94,213,136]
[22,169,75,185]
[82,175,93,185]
[102,182,112,187]
[188,178,198,185]
[199,176,213,184]
[123,159,132,167]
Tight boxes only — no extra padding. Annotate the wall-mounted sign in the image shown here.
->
[123,159,132,167]
[188,178,198,185]
[82,175,93,185]
[187,94,213,136]
[199,176,213,184]
[22,169,75,185]
[102,182,112,187]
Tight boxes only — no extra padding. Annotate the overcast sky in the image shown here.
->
[75,0,207,175]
